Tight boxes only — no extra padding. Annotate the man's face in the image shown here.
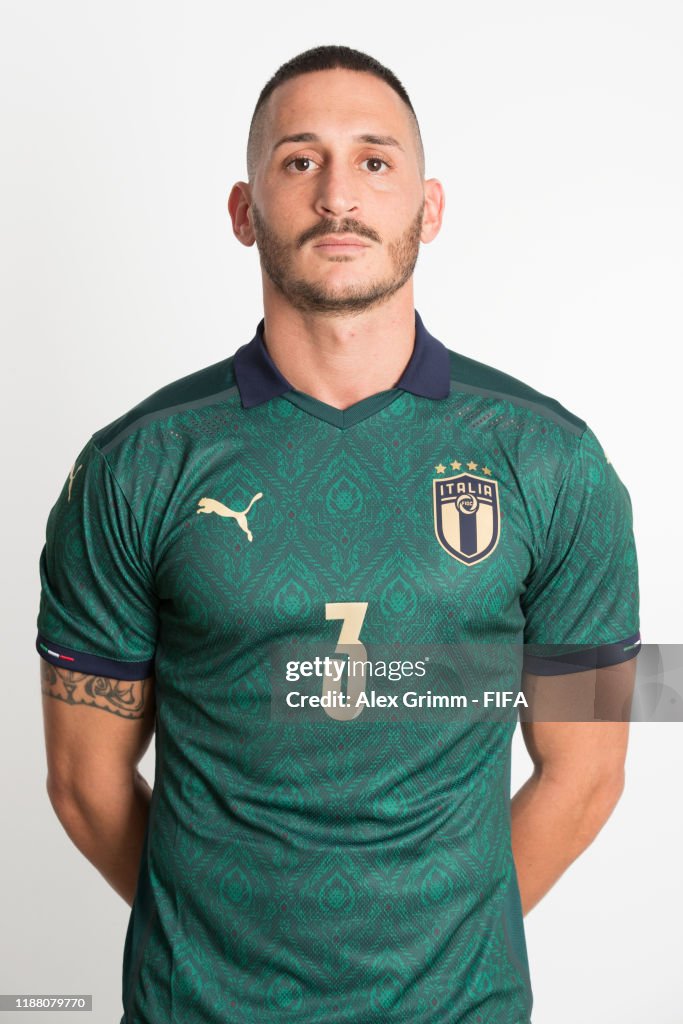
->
[241,69,432,316]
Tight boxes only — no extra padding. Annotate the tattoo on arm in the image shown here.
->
[40,660,149,719]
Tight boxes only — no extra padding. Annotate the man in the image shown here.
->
[37,45,640,1024]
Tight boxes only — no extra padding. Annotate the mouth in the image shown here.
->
[312,235,371,252]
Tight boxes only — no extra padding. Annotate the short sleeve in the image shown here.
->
[36,438,158,680]
[521,424,641,674]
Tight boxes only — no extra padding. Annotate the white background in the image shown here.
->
[1,1,681,1022]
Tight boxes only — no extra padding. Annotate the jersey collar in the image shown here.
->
[233,309,451,409]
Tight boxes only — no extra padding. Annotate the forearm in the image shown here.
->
[48,769,153,907]
[510,769,623,916]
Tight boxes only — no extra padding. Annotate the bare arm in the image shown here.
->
[41,659,156,907]
[511,656,637,915]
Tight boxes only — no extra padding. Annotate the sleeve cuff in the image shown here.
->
[36,633,155,681]
[522,632,641,675]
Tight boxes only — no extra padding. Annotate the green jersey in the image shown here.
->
[37,311,640,1024]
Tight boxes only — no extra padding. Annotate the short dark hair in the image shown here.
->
[246,45,425,181]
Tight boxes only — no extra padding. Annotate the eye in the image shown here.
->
[361,156,390,173]
[284,155,320,173]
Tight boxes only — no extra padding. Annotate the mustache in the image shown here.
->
[297,219,382,248]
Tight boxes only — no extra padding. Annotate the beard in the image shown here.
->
[250,200,425,316]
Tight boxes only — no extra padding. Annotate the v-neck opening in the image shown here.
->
[282,387,406,429]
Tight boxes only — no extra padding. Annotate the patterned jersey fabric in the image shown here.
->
[37,311,640,1024]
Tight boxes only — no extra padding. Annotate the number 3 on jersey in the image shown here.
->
[324,601,368,721]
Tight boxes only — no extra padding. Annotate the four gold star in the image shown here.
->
[433,459,495,476]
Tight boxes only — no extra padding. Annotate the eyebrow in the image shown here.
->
[272,132,405,153]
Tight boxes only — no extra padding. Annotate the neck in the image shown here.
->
[259,281,417,410]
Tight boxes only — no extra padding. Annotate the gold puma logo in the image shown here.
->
[68,463,83,502]
[196,493,263,542]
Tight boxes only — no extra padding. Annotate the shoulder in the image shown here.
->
[91,355,238,455]
[445,347,587,439]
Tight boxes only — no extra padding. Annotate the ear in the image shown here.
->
[228,182,256,247]
[420,178,446,244]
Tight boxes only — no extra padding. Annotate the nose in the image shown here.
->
[313,160,359,219]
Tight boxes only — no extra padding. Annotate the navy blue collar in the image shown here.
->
[232,310,451,409]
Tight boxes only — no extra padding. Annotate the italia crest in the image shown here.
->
[433,465,501,565]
